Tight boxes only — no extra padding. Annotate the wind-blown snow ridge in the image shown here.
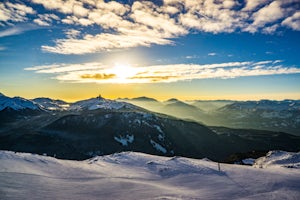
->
[254,150,300,169]
[1,151,299,200]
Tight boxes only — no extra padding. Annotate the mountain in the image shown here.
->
[120,98,300,135]
[131,96,158,102]
[188,100,234,112]
[0,107,227,160]
[219,100,300,111]
[70,96,138,111]
[165,98,180,103]
[212,100,300,135]
[161,99,206,122]
[119,97,206,123]
[1,150,299,199]
[32,97,69,111]
[1,94,300,161]
[0,93,40,111]
[0,93,43,125]
[117,96,165,114]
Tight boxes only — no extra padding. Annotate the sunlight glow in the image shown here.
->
[110,63,139,83]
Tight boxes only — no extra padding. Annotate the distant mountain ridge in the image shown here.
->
[1,93,299,161]
[119,96,300,135]
[1,93,299,135]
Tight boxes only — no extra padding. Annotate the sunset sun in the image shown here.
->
[110,63,139,83]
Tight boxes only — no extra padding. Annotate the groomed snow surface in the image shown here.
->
[0,151,299,200]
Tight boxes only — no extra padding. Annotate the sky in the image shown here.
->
[0,0,300,102]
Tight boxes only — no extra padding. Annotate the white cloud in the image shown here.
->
[0,2,35,24]
[25,62,106,73]
[130,2,187,38]
[0,25,37,37]
[41,32,172,54]
[1,0,298,54]
[244,1,284,33]
[25,60,300,84]
[73,3,89,17]
[33,18,50,26]
[65,29,81,39]
[222,0,236,9]
[178,1,243,34]
[0,3,11,22]
[208,52,217,56]
[262,24,279,34]
[243,0,269,11]
[31,0,73,14]
[185,55,199,59]
[282,11,300,31]
[0,26,23,37]
[78,18,93,26]
[33,14,60,26]
[95,0,130,16]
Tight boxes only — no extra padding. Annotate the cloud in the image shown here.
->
[65,29,81,39]
[208,52,217,56]
[0,2,35,24]
[244,1,284,33]
[33,18,50,26]
[33,14,60,26]
[0,25,38,37]
[41,32,172,54]
[243,0,269,11]
[262,24,279,34]
[2,0,299,54]
[130,75,179,82]
[81,73,116,80]
[25,60,300,84]
[282,11,300,31]
[25,62,106,73]
[185,55,199,59]
[40,1,186,54]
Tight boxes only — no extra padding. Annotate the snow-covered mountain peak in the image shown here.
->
[0,94,39,111]
[32,97,69,111]
[69,97,137,111]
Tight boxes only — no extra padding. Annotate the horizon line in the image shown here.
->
[1,92,300,103]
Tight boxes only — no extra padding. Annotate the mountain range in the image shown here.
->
[119,97,300,135]
[0,93,299,162]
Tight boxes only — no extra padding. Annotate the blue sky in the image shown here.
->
[0,0,300,101]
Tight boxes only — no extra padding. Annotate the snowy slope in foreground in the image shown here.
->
[0,151,299,200]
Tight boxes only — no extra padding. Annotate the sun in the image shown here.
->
[110,63,138,83]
